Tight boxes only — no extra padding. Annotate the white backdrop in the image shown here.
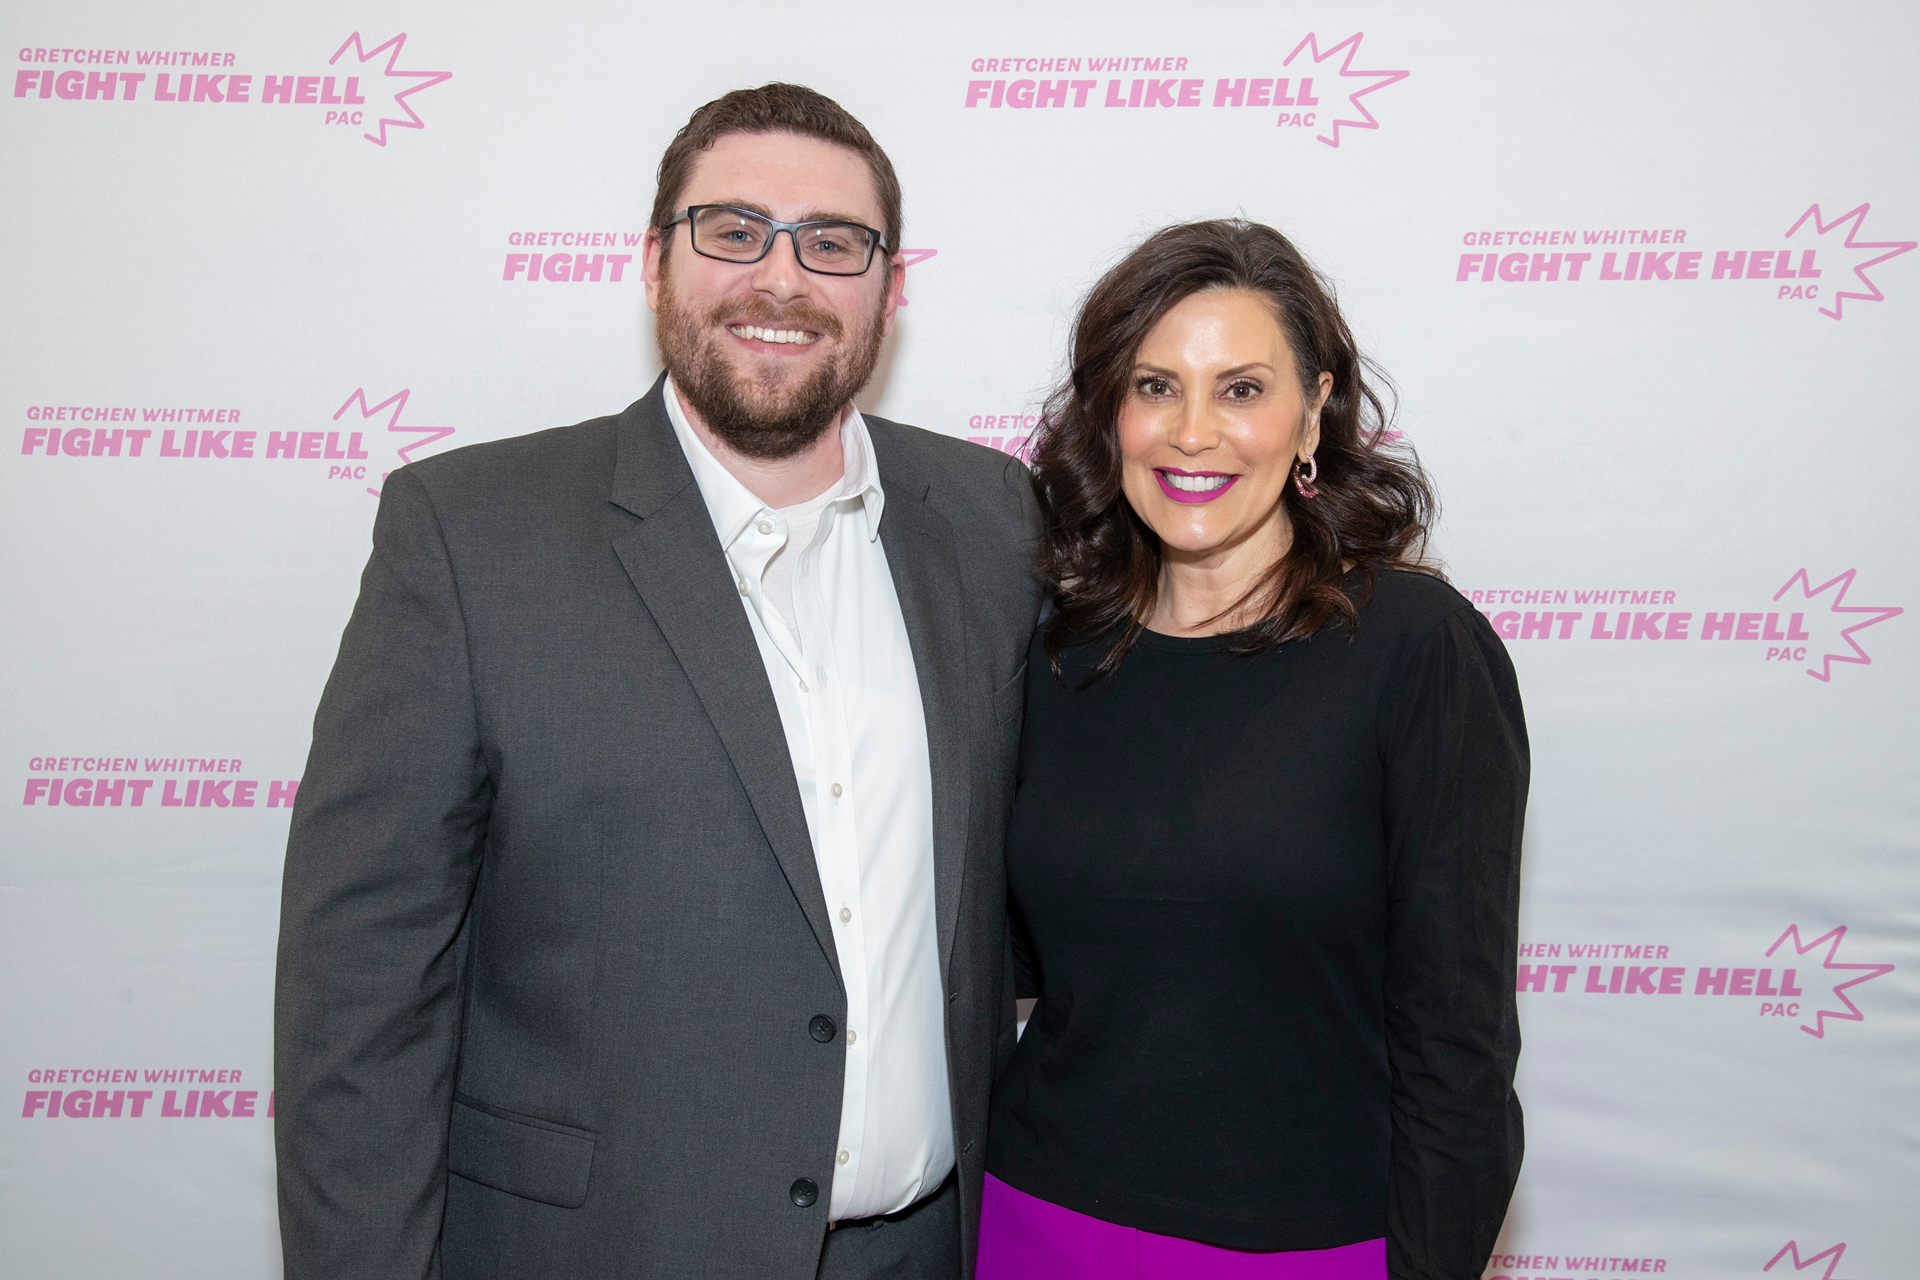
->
[3,3,1915,1277]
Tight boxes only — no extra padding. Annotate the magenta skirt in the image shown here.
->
[977,1174,1386,1280]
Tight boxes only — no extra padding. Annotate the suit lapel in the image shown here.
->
[607,380,841,985]
[868,423,976,983]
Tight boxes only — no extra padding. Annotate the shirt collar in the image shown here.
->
[663,374,885,547]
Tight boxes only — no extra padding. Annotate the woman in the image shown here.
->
[980,220,1527,1279]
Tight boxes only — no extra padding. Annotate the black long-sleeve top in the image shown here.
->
[987,569,1528,1278]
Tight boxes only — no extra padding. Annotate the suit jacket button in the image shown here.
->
[809,1015,837,1043]
[790,1178,819,1208]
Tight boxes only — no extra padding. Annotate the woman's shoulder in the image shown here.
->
[1355,566,1478,636]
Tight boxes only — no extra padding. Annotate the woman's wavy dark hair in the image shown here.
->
[1031,218,1438,681]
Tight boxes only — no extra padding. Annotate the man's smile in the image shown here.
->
[726,323,822,347]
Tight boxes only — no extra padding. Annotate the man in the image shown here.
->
[275,83,1041,1279]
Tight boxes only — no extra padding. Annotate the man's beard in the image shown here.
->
[656,274,887,462]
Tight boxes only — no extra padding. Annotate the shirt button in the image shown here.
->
[830,783,843,798]
[839,907,852,923]
[736,578,748,596]
[757,520,773,535]
[845,1029,857,1046]
[836,1150,850,1166]
[798,679,809,693]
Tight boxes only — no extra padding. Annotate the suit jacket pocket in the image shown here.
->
[992,661,1028,728]
[447,1094,596,1209]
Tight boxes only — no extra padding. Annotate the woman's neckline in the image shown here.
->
[1133,626,1244,653]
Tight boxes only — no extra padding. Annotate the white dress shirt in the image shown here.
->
[663,377,953,1220]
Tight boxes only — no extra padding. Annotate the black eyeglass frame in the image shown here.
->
[666,205,893,276]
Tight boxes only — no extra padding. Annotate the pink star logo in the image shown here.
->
[896,248,937,305]
[333,388,455,498]
[1765,926,1893,1039]
[1772,569,1902,682]
[1764,1241,1857,1280]
[329,33,452,148]
[1281,32,1408,149]
[1783,203,1915,320]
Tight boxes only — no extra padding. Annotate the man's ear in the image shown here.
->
[879,253,906,338]
[642,227,667,314]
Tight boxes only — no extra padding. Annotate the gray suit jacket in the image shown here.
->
[274,377,1044,1279]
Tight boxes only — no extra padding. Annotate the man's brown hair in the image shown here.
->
[650,83,902,258]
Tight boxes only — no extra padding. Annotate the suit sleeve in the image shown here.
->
[274,467,492,1280]
[1379,605,1529,1280]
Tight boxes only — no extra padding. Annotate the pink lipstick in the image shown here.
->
[1155,468,1238,504]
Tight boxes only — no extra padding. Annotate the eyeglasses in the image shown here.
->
[667,205,890,276]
